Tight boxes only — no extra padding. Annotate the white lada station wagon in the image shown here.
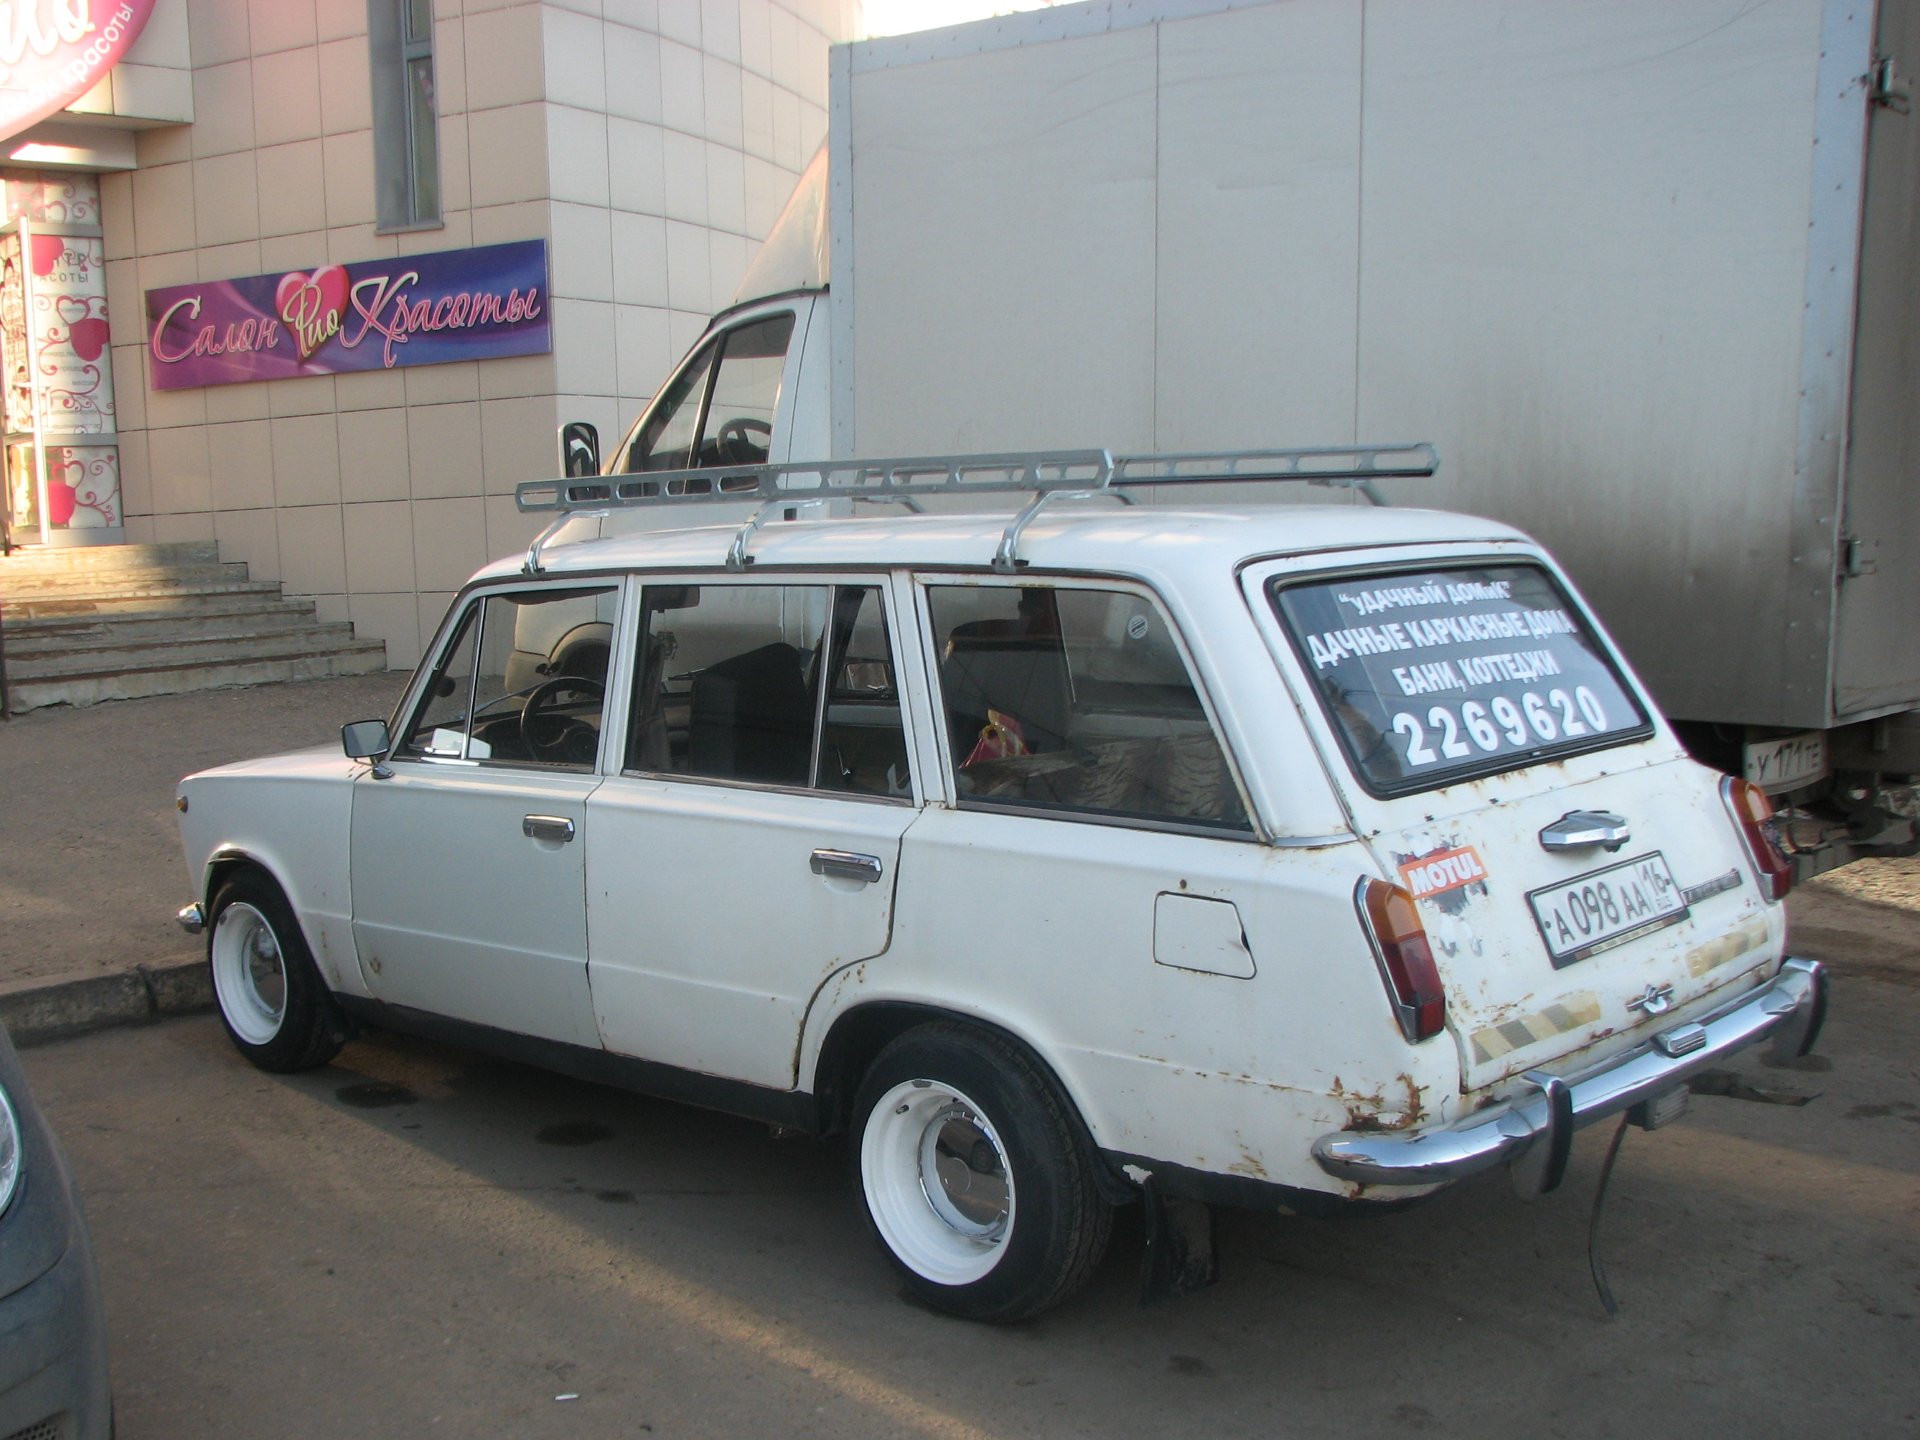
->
[175,447,1827,1321]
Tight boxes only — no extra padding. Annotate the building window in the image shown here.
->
[369,0,441,230]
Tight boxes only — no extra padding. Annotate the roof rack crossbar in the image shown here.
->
[512,442,1437,570]
[515,449,1121,516]
[1108,444,1436,507]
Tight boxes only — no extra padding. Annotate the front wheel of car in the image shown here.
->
[851,1024,1112,1322]
[207,870,344,1073]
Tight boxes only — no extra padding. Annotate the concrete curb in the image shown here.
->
[0,961,213,1047]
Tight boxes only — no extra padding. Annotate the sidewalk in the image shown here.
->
[0,670,405,1043]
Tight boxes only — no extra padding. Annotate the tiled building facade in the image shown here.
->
[3,0,857,667]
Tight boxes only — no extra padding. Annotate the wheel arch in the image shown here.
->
[808,1000,1137,1206]
[202,844,311,917]
[202,844,270,903]
[198,845,352,995]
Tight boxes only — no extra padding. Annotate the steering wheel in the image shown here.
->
[520,676,605,764]
[716,417,773,463]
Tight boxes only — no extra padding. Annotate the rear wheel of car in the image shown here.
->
[851,1024,1112,1322]
[207,870,344,1073]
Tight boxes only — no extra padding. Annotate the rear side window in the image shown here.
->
[927,583,1249,832]
[1272,563,1649,795]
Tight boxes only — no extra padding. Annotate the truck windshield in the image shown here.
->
[1271,563,1650,795]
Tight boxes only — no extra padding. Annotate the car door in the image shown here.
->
[584,575,918,1087]
[350,581,623,1048]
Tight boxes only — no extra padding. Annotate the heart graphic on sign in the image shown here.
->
[29,233,65,277]
[68,316,109,362]
[275,265,350,361]
[45,452,82,526]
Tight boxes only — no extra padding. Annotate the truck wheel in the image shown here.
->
[207,870,344,1073]
[851,1023,1112,1322]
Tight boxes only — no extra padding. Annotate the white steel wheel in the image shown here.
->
[211,901,287,1046]
[850,1024,1113,1322]
[206,870,345,1073]
[860,1077,1015,1286]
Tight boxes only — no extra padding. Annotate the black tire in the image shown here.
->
[206,869,344,1073]
[850,1023,1112,1322]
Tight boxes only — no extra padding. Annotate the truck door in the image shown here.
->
[605,297,819,475]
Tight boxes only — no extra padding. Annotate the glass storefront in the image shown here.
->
[0,173,122,549]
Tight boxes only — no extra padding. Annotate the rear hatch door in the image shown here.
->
[1246,545,1782,1093]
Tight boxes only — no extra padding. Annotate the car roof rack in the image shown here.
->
[515,442,1437,575]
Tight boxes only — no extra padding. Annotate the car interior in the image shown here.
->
[931,585,1248,828]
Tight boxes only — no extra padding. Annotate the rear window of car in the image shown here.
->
[1270,562,1650,795]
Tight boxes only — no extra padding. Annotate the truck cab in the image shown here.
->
[562,145,831,483]
[586,292,829,478]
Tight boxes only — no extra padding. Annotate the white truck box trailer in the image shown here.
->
[563,0,1919,873]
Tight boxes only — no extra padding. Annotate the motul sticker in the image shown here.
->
[1399,846,1489,900]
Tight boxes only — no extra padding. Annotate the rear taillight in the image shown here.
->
[1355,878,1447,1042]
[1722,775,1793,902]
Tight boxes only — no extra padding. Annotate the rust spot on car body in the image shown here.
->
[1335,1073,1426,1132]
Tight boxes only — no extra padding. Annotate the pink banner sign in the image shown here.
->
[0,2,159,143]
[144,241,552,390]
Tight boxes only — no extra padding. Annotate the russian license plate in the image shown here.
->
[1527,852,1689,969]
[1743,730,1829,792]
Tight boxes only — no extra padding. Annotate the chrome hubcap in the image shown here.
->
[918,1101,1010,1240]
[862,1077,1015,1285]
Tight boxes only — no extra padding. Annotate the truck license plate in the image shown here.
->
[1743,730,1829,792]
[1527,852,1689,969]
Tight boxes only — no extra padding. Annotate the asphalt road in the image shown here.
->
[22,961,1919,1440]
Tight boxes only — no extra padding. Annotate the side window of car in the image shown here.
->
[618,312,795,474]
[927,583,1249,831]
[626,580,910,797]
[401,602,480,757]
[819,585,911,796]
[398,586,618,770]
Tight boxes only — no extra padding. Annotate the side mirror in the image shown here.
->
[342,719,394,778]
[559,420,601,478]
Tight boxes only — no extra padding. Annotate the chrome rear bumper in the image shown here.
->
[1313,956,1828,1192]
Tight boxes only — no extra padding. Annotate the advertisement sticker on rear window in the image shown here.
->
[1272,564,1649,795]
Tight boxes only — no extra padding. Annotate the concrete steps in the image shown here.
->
[6,596,325,644]
[1,542,388,711]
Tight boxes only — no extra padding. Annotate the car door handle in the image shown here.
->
[1538,810,1629,852]
[523,815,577,843]
[810,849,883,884]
